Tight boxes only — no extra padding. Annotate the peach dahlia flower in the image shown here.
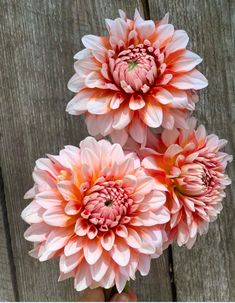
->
[66,9,207,145]
[140,119,232,248]
[21,137,170,292]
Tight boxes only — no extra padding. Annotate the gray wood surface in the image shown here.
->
[0,173,16,301]
[0,0,234,301]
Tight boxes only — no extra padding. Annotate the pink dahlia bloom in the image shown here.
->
[21,137,169,292]
[66,9,207,145]
[140,119,232,248]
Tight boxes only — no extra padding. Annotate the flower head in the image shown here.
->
[67,9,207,145]
[21,137,169,292]
[140,119,232,248]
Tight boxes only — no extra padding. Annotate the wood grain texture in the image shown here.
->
[0,0,172,301]
[0,174,16,302]
[148,0,235,301]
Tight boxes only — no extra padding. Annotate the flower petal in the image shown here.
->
[140,101,163,128]
[165,30,189,56]
[170,69,208,90]
[111,240,130,266]
[83,238,103,265]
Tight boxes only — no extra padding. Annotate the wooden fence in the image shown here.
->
[0,0,234,301]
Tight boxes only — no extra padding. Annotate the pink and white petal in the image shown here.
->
[142,155,160,171]
[157,12,169,26]
[36,158,58,178]
[24,223,52,242]
[125,228,142,249]
[86,114,101,136]
[60,251,83,273]
[135,175,154,195]
[75,218,89,236]
[170,68,208,90]
[129,94,145,110]
[105,18,129,46]
[164,144,183,158]
[165,30,189,57]
[101,230,115,251]
[74,57,100,76]
[24,186,37,199]
[85,71,106,89]
[64,236,84,256]
[66,90,94,115]
[110,93,125,109]
[64,200,81,216]
[58,270,76,282]
[57,180,80,201]
[169,89,189,109]
[87,97,111,115]
[45,228,73,251]
[115,225,128,238]
[115,158,135,179]
[99,265,115,289]
[110,128,128,146]
[35,190,63,209]
[138,254,151,276]
[154,88,173,104]
[135,20,155,40]
[115,270,129,293]
[111,240,130,266]
[170,50,202,72]
[137,209,169,226]
[82,35,108,53]
[90,253,110,282]
[155,24,174,48]
[109,143,125,164]
[83,238,103,265]
[140,101,163,128]
[161,110,175,129]
[21,201,44,224]
[142,190,166,211]
[129,115,147,144]
[43,206,72,227]
[123,174,137,189]
[96,113,113,136]
[161,128,180,146]
[74,260,92,291]
[67,74,86,93]
[73,48,91,60]
[87,225,98,240]
[81,147,100,170]
[177,221,189,246]
[112,104,133,130]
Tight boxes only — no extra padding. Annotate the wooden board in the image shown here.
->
[0,173,16,302]
[148,0,235,301]
[0,0,172,301]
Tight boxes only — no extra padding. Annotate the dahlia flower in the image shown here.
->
[140,119,232,248]
[66,9,207,145]
[21,137,170,292]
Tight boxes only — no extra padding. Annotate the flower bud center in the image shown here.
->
[176,163,211,196]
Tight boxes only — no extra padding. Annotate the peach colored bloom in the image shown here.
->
[21,137,169,292]
[66,9,207,145]
[139,119,232,248]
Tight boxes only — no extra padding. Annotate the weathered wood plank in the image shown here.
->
[0,173,16,302]
[148,0,235,301]
[0,0,172,301]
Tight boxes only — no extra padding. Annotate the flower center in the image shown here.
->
[175,163,212,196]
[109,41,165,94]
[81,180,133,231]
